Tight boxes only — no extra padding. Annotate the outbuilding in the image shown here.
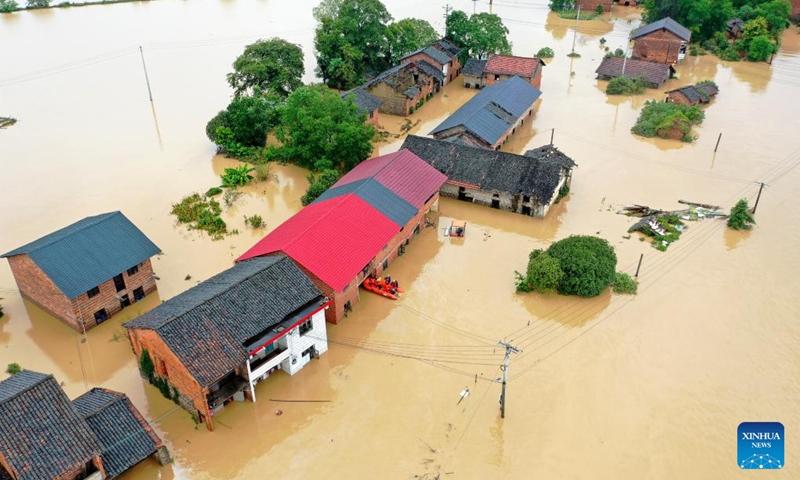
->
[665,82,719,106]
[595,56,675,88]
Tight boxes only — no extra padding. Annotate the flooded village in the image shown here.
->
[1,0,800,479]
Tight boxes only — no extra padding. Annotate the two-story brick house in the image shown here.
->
[1,211,161,331]
[631,17,691,64]
[399,39,462,85]
[237,149,447,324]
[361,62,442,116]
[462,54,546,89]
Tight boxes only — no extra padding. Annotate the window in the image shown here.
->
[133,287,145,301]
[87,286,100,298]
[369,110,374,119]
[94,309,108,323]
[113,274,126,292]
[382,259,389,270]
[299,319,313,336]
[494,74,500,81]
[523,195,531,203]
[302,346,315,358]
[127,265,139,276]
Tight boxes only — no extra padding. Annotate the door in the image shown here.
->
[113,274,126,292]
[119,294,131,309]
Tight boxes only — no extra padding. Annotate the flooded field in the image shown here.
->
[1,0,799,478]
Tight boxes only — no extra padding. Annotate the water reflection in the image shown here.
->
[517,287,612,328]
[723,227,752,250]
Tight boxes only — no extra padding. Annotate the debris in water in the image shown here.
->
[621,200,725,251]
[0,117,17,129]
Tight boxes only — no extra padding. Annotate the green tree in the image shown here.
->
[226,38,304,98]
[26,0,49,7]
[0,0,19,13]
[548,0,574,11]
[612,272,638,294]
[206,92,282,148]
[516,249,564,293]
[302,169,342,205]
[274,85,375,172]
[314,0,393,89]
[747,35,777,60]
[728,198,756,230]
[386,18,439,64]
[547,235,617,297]
[446,11,511,63]
[642,0,734,41]
[756,0,791,34]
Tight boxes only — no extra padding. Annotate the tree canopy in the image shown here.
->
[445,11,512,63]
[386,18,439,64]
[206,92,282,149]
[547,236,617,297]
[314,0,393,89]
[728,198,756,230]
[273,85,375,172]
[227,38,305,97]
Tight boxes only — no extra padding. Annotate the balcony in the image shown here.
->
[207,375,248,409]
[249,347,290,380]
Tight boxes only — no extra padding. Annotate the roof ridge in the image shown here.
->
[75,388,124,417]
[133,256,290,330]
[3,211,120,257]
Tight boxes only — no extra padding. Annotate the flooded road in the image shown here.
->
[2,1,800,479]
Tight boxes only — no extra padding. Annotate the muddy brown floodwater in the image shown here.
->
[1,1,799,479]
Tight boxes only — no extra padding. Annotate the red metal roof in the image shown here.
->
[484,54,543,78]
[236,194,400,292]
[334,149,447,208]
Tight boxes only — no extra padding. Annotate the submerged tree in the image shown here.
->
[302,169,342,205]
[386,18,439,64]
[206,92,283,149]
[727,198,756,230]
[446,11,511,63]
[227,38,305,98]
[547,235,617,297]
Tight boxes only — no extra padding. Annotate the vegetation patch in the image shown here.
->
[244,214,265,229]
[535,47,555,58]
[6,363,21,375]
[205,186,223,197]
[170,193,229,240]
[612,272,638,294]
[254,162,273,182]
[728,198,756,230]
[566,52,581,58]
[302,169,341,206]
[516,235,618,297]
[632,100,705,142]
[606,76,646,95]
[0,117,17,128]
[632,214,685,251]
[221,163,255,188]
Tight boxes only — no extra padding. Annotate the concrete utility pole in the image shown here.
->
[139,46,153,102]
[490,0,493,14]
[472,0,478,14]
[621,47,629,76]
[571,6,582,55]
[752,182,765,214]
[498,340,521,419]
[443,3,453,24]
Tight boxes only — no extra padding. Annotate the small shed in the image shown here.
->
[666,82,719,106]
[631,17,691,64]
[595,57,675,88]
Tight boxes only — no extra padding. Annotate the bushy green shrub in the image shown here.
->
[221,163,255,188]
[515,249,563,293]
[301,169,341,206]
[595,4,604,15]
[606,76,646,95]
[171,194,228,240]
[612,272,638,294]
[535,47,555,58]
[604,48,625,58]
[728,199,756,230]
[6,363,22,375]
[631,101,705,141]
[205,187,223,197]
[547,235,617,297]
[244,214,265,228]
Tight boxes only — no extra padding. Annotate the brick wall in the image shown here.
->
[666,91,693,106]
[367,69,437,116]
[367,108,380,126]
[72,259,158,330]
[632,30,685,64]
[791,0,799,14]
[463,73,484,88]
[127,328,213,430]
[575,0,612,13]
[483,68,543,89]
[6,254,77,329]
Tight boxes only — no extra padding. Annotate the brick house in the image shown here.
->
[0,371,170,480]
[792,0,800,15]
[361,62,442,116]
[125,256,329,431]
[1,211,161,332]
[341,87,383,126]
[631,17,691,64]
[462,54,546,89]
[430,76,542,150]
[399,39,462,85]
[595,56,675,88]
[402,135,576,219]
[575,0,613,13]
[238,149,447,324]
[666,82,719,105]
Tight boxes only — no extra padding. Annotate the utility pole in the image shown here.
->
[550,128,555,145]
[571,6,582,55]
[621,47,629,76]
[489,0,493,14]
[139,46,153,102]
[498,340,520,419]
[752,182,765,214]
[472,0,478,14]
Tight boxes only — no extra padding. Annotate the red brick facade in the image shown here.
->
[366,66,439,116]
[483,70,543,90]
[6,254,158,331]
[575,0,612,13]
[366,108,380,126]
[401,52,462,85]
[791,0,800,14]
[275,194,439,324]
[632,30,686,64]
[483,56,545,89]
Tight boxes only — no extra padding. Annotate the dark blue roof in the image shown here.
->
[430,76,542,146]
[73,388,163,479]
[1,211,161,299]
[315,178,417,227]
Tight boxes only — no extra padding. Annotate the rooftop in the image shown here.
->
[430,76,542,146]
[125,256,324,387]
[341,87,383,115]
[1,211,161,299]
[484,54,545,78]
[462,58,488,77]
[631,17,692,41]
[595,57,675,86]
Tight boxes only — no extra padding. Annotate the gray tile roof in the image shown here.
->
[341,87,383,115]
[631,17,691,41]
[433,38,461,57]
[314,178,418,227]
[1,211,161,299]
[0,371,101,480]
[415,60,445,81]
[430,76,541,146]
[401,135,576,205]
[73,388,163,479]
[595,57,674,86]
[400,40,459,65]
[125,256,324,387]
[462,59,487,77]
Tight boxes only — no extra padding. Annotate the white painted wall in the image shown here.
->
[279,308,329,376]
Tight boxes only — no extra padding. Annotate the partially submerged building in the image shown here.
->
[362,62,441,116]
[665,82,719,105]
[1,211,161,331]
[237,149,447,324]
[0,371,170,480]
[463,54,545,89]
[399,38,462,85]
[575,0,613,12]
[125,256,329,431]
[430,76,542,150]
[401,135,576,218]
[595,56,675,88]
[341,87,383,126]
[631,17,691,64]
